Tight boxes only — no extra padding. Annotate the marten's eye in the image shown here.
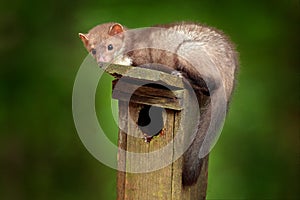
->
[107,44,113,51]
[91,48,96,55]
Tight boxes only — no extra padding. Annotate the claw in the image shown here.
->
[171,70,183,78]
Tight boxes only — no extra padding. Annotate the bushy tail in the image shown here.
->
[182,99,211,186]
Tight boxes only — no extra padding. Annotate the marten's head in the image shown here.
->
[79,22,128,65]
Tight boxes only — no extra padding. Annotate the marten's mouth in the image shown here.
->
[97,61,107,68]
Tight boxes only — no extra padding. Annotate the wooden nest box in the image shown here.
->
[105,64,209,200]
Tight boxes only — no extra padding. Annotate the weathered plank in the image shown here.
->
[121,103,175,200]
[116,101,128,200]
[104,63,184,89]
[112,79,184,111]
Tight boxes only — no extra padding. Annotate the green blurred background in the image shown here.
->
[1,0,299,199]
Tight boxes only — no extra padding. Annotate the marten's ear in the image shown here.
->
[79,33,89,47]
[108,23,124,36]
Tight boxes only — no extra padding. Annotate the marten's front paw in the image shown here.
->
[171,70,183,78]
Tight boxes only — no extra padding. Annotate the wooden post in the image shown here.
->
[104,64,209,200]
